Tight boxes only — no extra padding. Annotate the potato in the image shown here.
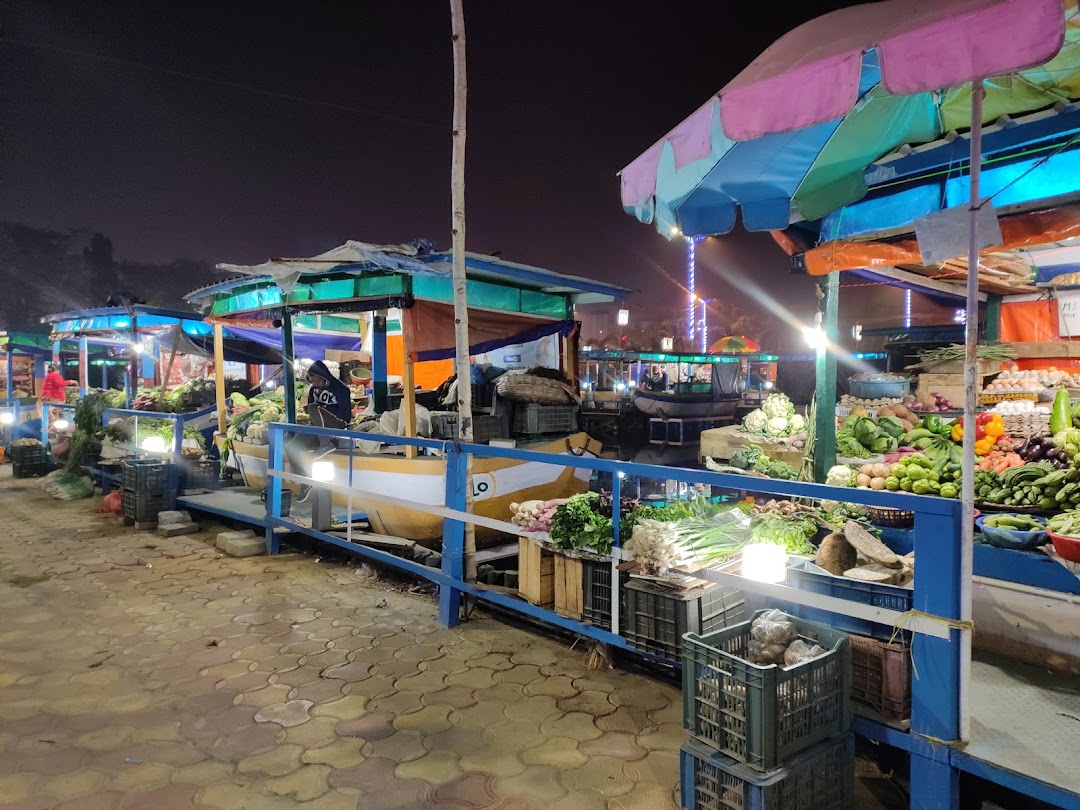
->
[872,463,891,478]
[856,473,872,487]
[878,406,895,418]
[870,477,886,490]
[900,418,915,432]
[892,404,910,419]
[859,464,875,476]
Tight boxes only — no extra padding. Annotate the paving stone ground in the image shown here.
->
[0,470,902,809]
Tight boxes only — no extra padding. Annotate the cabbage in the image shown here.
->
[761,393,794,420]
[766,416,790,437]
[742,409,768,433]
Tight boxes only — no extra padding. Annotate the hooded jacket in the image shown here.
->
[305,361,352,426]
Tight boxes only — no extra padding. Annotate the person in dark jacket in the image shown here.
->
[286,361,351,500]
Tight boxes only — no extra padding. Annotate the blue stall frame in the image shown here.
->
[254,421,1080,810]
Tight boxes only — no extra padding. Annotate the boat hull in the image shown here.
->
[632,390,739,419]
[226,433,600,548]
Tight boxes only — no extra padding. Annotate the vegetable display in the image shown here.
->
[548,493,614,554]
[729,445,798,480]
[741,393,805,440]
[1047,510,1080,537]
[836,415,898,458]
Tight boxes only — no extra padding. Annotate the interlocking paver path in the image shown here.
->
[0,472,683,809]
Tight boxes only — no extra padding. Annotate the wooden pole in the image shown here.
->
[213,323,228,435]
[450,0,476,590]
[401,309,418,459]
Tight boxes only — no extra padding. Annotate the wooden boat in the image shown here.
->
[227,432,601,548]
[633,389,740,419]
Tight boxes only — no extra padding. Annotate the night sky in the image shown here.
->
[2,0,895,343]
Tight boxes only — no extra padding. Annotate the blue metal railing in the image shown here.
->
[262,420,965,751]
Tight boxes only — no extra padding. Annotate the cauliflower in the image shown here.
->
[766,416,790,437]
[789,413,805,433]
[742,409,768,434]
[826,465,855,487]
[761,392,795,420]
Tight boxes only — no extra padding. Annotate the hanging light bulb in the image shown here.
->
[802,312,825,350]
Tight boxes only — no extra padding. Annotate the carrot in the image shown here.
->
[994,460,1010,474]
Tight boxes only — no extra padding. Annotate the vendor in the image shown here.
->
[40,364,68,403]
[286,361,352,501]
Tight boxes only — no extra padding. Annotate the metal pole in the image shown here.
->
[959,78,984,742]
[282,310,296,425]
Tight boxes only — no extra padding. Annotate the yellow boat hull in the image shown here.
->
[226,433,600,548]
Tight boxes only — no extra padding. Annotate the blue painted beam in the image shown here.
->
[866,108,1080,187]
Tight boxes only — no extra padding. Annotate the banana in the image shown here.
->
[903,428,934,444]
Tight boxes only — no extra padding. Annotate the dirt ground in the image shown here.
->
[0,470,903,809]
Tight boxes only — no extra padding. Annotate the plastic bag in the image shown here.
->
[750,609,797,647]
[783,639,826,668]
[747,640,788,665]
[100,489,123,515]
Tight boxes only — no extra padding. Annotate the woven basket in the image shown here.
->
[495,370,579,405]
[867,507,915,528]
[1001,411,1051,439]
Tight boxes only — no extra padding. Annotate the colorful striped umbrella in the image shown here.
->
[620,0,1075,240]
[709,335,760,353]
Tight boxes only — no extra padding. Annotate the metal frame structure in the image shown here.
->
[250,421,1079,810]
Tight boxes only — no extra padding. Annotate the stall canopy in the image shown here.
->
[620,0,1076,243]
[43,305,209,340]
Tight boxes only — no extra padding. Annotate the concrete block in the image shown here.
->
[219,535,266,557]
[215,529,256,551]
[157,522,200,538]
[158,510,192,525]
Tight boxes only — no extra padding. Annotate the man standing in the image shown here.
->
[285,361,351,501]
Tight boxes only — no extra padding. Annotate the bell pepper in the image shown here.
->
[974,436,995,456]
[951,421,964,442]
[984,414,1005,439]
[923,414,946,436]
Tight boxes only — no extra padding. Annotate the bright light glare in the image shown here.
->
[617,308,630,326]
[132,343,144,354]
[803,325,825,350]
[0,413,13,425]
[141,435,167,453]
[764,381,775,390]
[615,382,626,392]
[670,225,681,236]
[54,419,69,430]
[311,461,335,482]
[263,380,277,391]
[741,543,787,584]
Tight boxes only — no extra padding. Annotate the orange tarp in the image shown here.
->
[1000,299,1080,370]
[799,204,1080,276]
[385,334,453,390]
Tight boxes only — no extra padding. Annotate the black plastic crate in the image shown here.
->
[122,489,175,523]
[182,458,220,491]
[512,404,579,435]
[13,461,50,479]
[581,556,628,631]
[623,579,745,662]
[122,459,174,496]
[10,443,48,466]
[680,735,854,810]
[430,411,510,443]
[682,610,851,771]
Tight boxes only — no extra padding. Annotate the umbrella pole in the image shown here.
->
[959,78,984,743]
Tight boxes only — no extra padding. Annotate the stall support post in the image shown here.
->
[985,293,1001,343]
[401,310,418,459]
[265,428,284,555]
[282,311,297,425]
[907,504,963,809]
[101,363,107,390]
[4,350,12,401]
[812,274,839,482]
[78,338,88,396]
[372,312,388,412]
[213,323,228,435]
[40,403,49,446]
[172,416,185,466]
[51,340,60,368]
[439,444,467,627]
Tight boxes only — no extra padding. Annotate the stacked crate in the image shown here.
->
[121,459,176,525]
[10,442,50,478]
[679,610,854,810]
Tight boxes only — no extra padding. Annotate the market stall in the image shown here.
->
[617,0,1080,805]
[180,240,631,541]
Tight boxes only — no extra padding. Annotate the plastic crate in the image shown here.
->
[430,411,510,443]
[122,489,176,523]
[12,461,50,479]
[182,458,220,491]
[623,579,746,662]
[680,735,854,810]
[512,404,579,435]
[582,556,623,631]
[122,459,173,496]
[682,610,851,771]
[849,634,911,723]
[785,559,912,642]
[847,378,911,399]
[10,443,48,466]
